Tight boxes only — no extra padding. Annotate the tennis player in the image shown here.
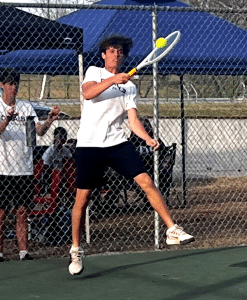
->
[69,35,194,275]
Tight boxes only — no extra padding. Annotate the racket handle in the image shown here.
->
[128,68,137,77]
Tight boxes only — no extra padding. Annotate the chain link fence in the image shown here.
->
[1,3,247,260]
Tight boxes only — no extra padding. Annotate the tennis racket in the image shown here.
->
[128,30,181,77]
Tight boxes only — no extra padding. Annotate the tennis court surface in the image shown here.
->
[1,246,247,300]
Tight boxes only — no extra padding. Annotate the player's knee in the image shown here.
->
[73,198,87,210]
[74,190,91,210]
[16,206,28,220]
[135,173,155,192]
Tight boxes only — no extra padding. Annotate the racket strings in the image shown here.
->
[148,33,180,62]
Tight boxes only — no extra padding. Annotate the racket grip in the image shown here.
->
[128,68,137,77]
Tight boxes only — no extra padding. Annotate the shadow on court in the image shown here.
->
[1,246,247,300]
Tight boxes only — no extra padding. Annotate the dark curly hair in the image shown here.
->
[99,35,133,57]
[0,67,20,85]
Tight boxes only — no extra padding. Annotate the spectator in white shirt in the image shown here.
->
[0,67,61,261]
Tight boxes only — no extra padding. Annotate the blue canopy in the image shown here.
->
[59,0,247,75]
[0,49,79,75]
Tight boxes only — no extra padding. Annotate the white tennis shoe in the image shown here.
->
[68,247,84,275]
[166,224,195,245]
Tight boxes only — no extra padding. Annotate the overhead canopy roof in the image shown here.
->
[0,49,78,75]
[59,0,247,75]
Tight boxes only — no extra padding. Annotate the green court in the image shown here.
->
[1,246,247,300]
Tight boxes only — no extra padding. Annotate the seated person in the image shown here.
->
[39,128,74,246]
[39,127,72,196]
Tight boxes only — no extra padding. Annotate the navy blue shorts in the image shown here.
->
[75,141,147,189]
[0,175,34,212]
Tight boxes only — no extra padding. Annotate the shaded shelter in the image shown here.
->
[59,0,247,76]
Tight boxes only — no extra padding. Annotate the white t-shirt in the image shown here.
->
[42,144,72,171]
[77,66,137,147]
[0,98,39,176]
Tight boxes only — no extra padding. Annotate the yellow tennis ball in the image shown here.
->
[156,38,167,49]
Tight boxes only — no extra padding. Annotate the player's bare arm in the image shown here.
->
[36,105,61,136]
[0,106,18,135]
[127,108,160,151]
[82,73,130,100]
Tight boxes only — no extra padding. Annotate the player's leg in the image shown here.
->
[0,176,8,261]
[72,147,105,247]
[134,172,194,245]
[69,147,106,275]
[16,206,28,251]
[0,208,6,261]
[69,188,91,276]
[108,142,194,245]
[134,173,174,227]
[15,176,34,260]
[71,188,91,247]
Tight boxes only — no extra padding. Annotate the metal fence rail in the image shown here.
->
[1,3,247,260]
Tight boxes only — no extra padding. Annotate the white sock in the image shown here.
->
[0,253,3,258]
[70,245,79,252]
[70,246,85,254]
[19,250,28,260]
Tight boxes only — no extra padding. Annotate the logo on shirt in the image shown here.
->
[113,84,126,94]
[101,79,126,94]
[1,114,26,122]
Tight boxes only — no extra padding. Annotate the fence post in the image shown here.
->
[152,4,160,250]
[78,52,90,244]
[180,75,187,207]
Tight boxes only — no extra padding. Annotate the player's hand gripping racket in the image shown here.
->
[128,30,181,77]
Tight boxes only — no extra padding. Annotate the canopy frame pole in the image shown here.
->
[39,74,47,101]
